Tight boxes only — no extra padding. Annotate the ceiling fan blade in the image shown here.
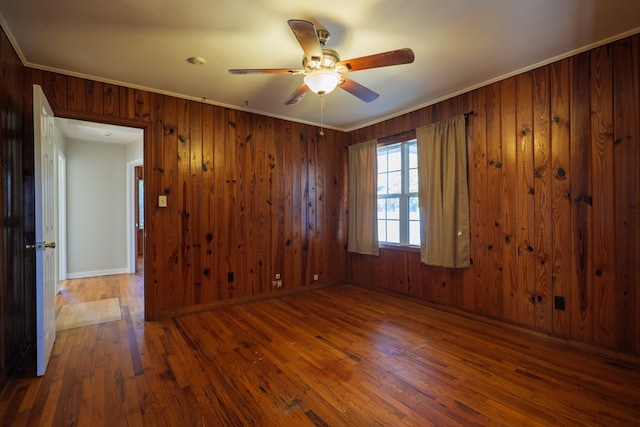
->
[287,19,323,63]
[338,76,379,103]
[284,83,310,105]
[336,48,415,72]
[228,68,304,75]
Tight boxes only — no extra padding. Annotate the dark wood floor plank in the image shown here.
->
[1,274,639,426]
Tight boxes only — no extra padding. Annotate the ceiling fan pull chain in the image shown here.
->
[319,94,325,136]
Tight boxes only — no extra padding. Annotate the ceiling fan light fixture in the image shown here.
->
[304,70,340,95]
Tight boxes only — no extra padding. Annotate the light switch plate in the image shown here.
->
[158,195,167,207]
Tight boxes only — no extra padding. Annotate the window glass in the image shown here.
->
[377,140,419,247]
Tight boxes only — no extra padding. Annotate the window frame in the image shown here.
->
[376,138,419,248]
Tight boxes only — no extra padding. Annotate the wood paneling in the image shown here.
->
[20,72,349,320]
[349,33,640,356]
[0,25,27,390]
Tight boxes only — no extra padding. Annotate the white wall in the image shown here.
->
[53,124,66,285]
[126,139,143,162]
[66,139,128,277]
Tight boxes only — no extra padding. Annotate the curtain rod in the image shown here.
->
[377,111,474,143]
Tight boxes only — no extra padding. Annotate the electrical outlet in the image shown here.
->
[276,279,283,288]
[158,195,167,207]
[554,296,565,311]
[227,272,234,282]
[275,273,281,279]
[313,274,319,281]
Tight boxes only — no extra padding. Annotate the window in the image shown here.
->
[377,139,420,246]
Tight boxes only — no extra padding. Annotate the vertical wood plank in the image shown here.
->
[532,67,553,331]
[550,59,572,337]
[282,120,295,286]
[590,44,616,348]
[144,94,164,320]
[515,72,536,326]
[311,126,323,284]
[467,88,486,313]
[254,114,271,293]
[161,95,180,310]
[225,109,238,299]
[213,106,227,301]
[102,83,119,117]
[119,87,135,120]
[200,103,215,302]
[189,101,203,305]
[299,125,310,286]
[307,127,318,285]
[236,111,254,295]
[176,98,191,308]
[66,76,86,111]
[570,51,593,342]
[634,34,640,356]
[501,77,518,323]
[613,38,638,351]
[485,82,504,319]
[134,90,151,122]
[290,122,306,287]
[272,119,287,288]
[84,80,103,114]
[42,73,67,109]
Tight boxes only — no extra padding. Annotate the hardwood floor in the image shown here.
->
[1,274,639,426]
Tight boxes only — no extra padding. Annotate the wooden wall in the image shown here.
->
[0,25,28,388]
[349,34,640,356]
[22,72,350,320]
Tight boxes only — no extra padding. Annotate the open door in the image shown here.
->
[135,166,144,272]
[33,84,57,376]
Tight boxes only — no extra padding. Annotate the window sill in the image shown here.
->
[378,244,420,254]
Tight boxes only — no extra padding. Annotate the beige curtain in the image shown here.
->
[417,115,470,268]
[348,140,379,256]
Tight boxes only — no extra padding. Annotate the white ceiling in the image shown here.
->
[57,118,143,144]
[1,0,639,132]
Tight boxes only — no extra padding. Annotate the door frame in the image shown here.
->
[127,158,143,274]
[57,150,67,285]
[51,108,152,321]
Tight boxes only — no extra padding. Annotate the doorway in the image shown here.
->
[55,117,145,313]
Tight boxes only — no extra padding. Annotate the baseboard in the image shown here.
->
[66,268,129,279]
[155,282,339,320]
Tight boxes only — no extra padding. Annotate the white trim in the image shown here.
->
[126,158,143,274]
[66,268,129,279]
[57,151,67,282]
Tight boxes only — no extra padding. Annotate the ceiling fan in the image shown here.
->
[229,19,415,105]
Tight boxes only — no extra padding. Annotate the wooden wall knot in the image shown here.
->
[555,167,567,179]
[534,167,546,178]
[613,136,631,145]
[576,194,593,206]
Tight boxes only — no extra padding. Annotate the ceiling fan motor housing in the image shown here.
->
[303,48,340,71]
